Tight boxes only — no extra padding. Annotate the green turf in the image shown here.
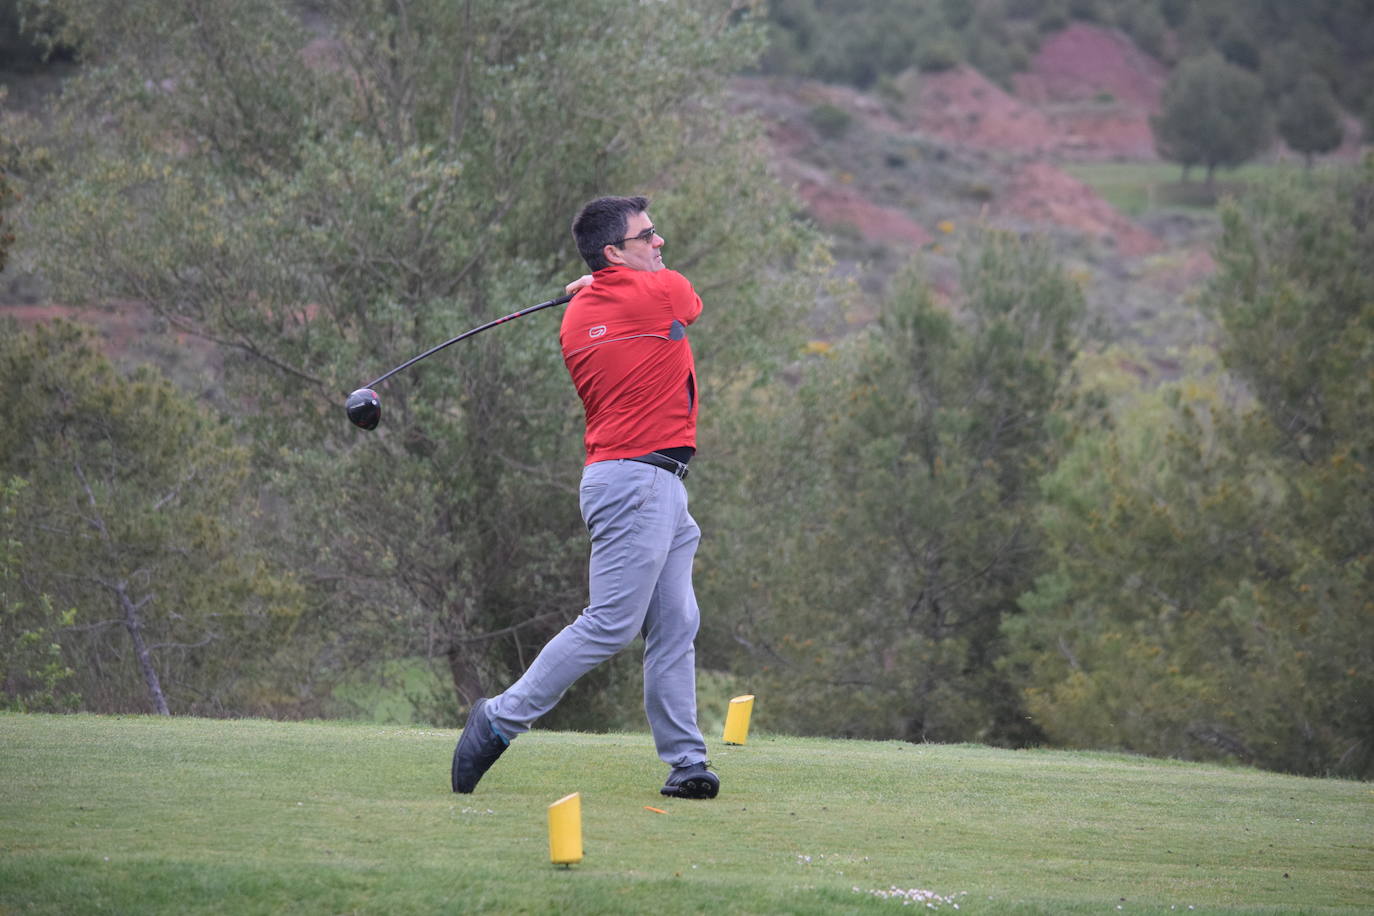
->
[1062,161,1311,217]
[1,714,1370,914]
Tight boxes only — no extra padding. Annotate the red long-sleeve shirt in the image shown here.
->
[560,266,702,465]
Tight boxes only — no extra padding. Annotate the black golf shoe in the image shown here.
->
[660,761,719,799]
[451,698,508,793]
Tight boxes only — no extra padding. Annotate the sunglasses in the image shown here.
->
[614,226,659,247]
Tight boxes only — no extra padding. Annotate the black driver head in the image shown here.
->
[345,388,381,430]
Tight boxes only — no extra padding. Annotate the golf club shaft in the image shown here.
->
[362,293,573,390]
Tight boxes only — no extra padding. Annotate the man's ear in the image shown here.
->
[603,244,627,267]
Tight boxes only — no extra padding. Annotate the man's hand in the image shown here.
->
[565,274,594,295]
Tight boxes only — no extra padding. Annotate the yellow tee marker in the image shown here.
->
[548,792,583,866]
[723,694,755,745]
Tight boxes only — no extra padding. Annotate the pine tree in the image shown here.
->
[1277,74,1345,169]
[1152,52,1271,185]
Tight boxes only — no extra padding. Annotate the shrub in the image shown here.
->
[915,39,961,73]
[807,102,853,139]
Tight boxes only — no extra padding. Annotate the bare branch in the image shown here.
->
[147,633,218,652]
[62,618,123,634]
[450,610,567,646]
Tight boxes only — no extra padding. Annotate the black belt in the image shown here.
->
[626,451,690,479]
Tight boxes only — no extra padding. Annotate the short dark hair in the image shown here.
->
[571,195,649,271]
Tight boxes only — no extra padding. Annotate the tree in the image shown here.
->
[1277,74,1345,169]
[0,477,79,713]
[17,0,824,725]
[0,135,15,275]
[1,0,50,69]
[761,0,950,87]
[1010,163,1374,778]
[1152,52,1271,185]
[1208,161,1374,468]
[1007,373,1287,764]
[712,229,1083,745]
[0,320,307,715]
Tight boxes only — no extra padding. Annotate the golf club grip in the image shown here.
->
[363,293,573,390]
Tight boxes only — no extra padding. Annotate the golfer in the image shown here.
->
[451,195,719,800]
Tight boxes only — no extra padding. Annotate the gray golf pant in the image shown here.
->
[485,458,708,768]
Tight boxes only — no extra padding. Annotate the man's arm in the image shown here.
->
[663,270,703,325]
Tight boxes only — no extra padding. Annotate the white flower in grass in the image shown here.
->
[858,886,965,909]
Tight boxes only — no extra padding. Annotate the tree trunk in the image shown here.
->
[116,584,171,715]
[446,643,486,709]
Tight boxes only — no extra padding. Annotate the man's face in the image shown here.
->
[608,210,665,272]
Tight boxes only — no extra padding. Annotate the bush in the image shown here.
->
[915,39,961,73]
[807,102,853,139]
[1277,73,1345,167]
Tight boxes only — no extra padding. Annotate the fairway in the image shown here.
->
[1061,161,1306,216]
[1,714,1370,914]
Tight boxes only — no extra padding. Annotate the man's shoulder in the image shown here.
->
[594,265,692,292]
[638,270,697,313]
[574,267,700,326]
[653,269,695,297]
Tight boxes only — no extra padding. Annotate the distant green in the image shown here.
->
[1064,161,1306,216]
[2,714,1369,914]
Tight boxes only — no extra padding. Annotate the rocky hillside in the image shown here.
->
[735,23,1361,367]
[4,23,1364,374]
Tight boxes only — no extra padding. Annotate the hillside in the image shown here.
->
[1,22,1362,367]
[2,714,1370,914]
[733,22,1361,364]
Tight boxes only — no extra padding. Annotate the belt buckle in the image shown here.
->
[655,452,689,480]
[629,451,689,480]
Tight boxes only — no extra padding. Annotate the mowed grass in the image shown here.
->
[1062,161,1310,217]
[1,714,1370,914]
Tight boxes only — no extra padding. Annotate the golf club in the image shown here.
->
[345,292,573,430]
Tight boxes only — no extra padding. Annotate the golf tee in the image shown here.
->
[723,695,755,746]
[548,792,583,866]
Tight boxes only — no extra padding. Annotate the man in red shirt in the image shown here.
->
[451,196,719,800]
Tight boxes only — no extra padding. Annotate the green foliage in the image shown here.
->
[1034,0,1070,33]
[1151,52,1270,183]
[18,0,824,724]
[0,157,14,275]
[760,0,1373,116]
[710,229,1083,745]
[759,0,1044,88]
[1110,2,1166,59]
[915,38,962,73]
[1168,0,1374,109]
[0,116,20,275]
[0,0,71,69]
[0,320,307,715]
[1277,73,1345,167]
[806,102,852,139]
[1208,161,1374,467]
[1008,375,1279,760]
[0,478,78,713]
[761,0,953,87]
[1011,163,1374,779]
